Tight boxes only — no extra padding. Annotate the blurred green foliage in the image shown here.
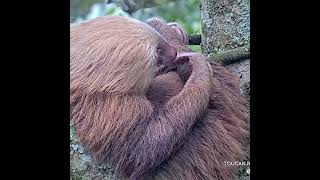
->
[70,0,201,52]
[70,0,101,19]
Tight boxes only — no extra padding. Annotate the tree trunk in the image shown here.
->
[200,0,250,179]
[199,0,250,99]
[200,0,250,54]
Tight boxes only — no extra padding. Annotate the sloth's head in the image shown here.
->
[70,16,177,95]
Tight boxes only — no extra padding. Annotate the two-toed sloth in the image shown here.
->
[70,16,248,180]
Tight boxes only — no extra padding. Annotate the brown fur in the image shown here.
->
[70,15,247,180]
[144,17,248,180]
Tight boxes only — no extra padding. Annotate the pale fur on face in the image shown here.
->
[70,16,166,95]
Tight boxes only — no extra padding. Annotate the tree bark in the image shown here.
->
[200,0,250,179]
[200,0,250,54]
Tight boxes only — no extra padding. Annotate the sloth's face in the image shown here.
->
[154,40,177,76]
[156,40,177,67]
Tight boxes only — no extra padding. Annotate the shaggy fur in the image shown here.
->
[143,18,248,180]
[70,16,247,180]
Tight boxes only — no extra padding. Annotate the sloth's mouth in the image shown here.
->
[155,53,191,77]
[155,64,177,76]
[157,64,166,72]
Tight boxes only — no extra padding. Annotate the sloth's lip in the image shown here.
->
[174,52,198,62]
[155,64,176,76]
[157,64,166,71]
[174,52,189,63]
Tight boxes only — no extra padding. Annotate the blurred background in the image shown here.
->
[70,0,202,51]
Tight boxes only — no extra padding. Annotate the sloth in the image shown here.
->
[70,16,248,180]
[144,17,248,180]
